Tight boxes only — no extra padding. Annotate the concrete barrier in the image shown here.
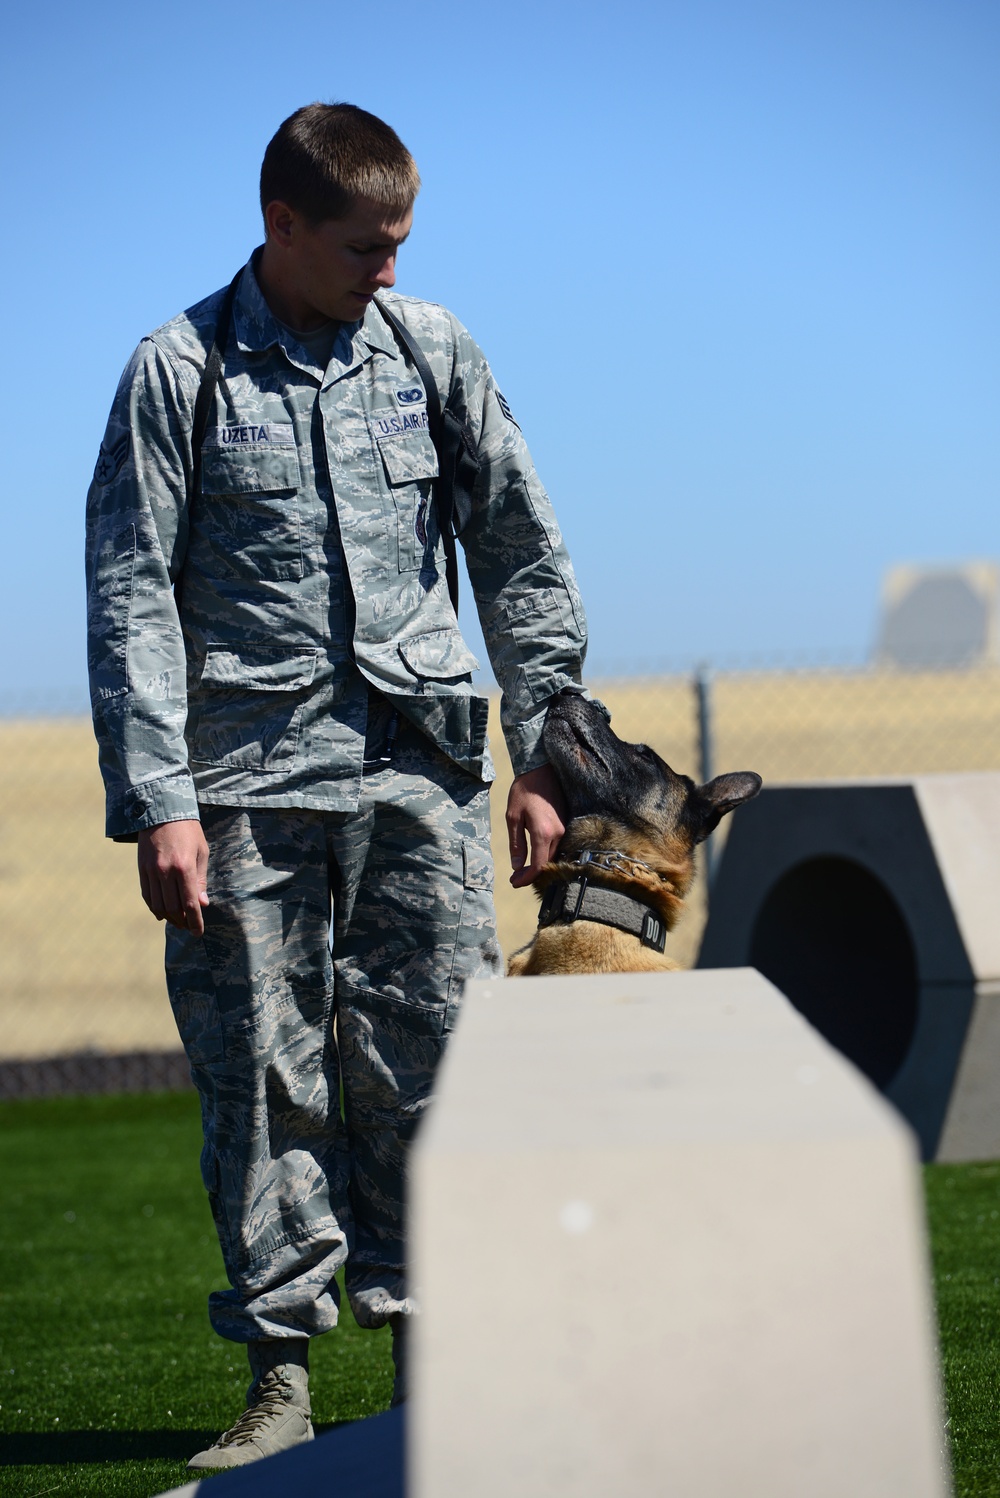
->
[699,774,1000,1160]
[411,968,949,1498]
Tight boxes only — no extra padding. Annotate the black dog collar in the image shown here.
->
[537,872,668,954]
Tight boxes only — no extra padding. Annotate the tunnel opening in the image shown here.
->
[749,856,919,1089]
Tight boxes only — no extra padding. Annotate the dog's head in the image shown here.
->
[542,691,761,869]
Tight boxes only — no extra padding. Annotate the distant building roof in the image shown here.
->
[875,563,1000,669]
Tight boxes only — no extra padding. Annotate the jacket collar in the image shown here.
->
[360,298,403,359]
[230,253,400,379]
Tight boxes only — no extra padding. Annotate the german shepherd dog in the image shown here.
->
[507,693,762,976]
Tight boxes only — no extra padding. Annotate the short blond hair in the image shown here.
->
[260,103,420,225]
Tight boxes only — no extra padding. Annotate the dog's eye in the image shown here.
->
[634,744,654,760]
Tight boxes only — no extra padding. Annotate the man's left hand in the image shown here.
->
[506,764,566,888]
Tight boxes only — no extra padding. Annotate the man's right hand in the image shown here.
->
[137,820,210,935]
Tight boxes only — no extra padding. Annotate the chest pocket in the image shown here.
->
[376,430,439,574]
[186,643,319,769]
[200,447,303,582]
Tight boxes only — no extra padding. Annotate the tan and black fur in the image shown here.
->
[507,693,761,975]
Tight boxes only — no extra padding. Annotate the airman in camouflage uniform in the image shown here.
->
[86,103,588,1469]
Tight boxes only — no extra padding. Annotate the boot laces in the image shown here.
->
[216,1371,302,1448]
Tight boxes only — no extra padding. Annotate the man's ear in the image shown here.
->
[692,772,762,842]
[263,199,297,248]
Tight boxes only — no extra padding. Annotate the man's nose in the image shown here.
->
[371,255,397,289]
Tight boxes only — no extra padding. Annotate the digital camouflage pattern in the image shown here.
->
[86,256,588,840]
[166,710,502,1340]
[86,254,583,1345]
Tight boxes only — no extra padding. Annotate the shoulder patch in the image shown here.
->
[93,432,131,487]
[495,389,520,429]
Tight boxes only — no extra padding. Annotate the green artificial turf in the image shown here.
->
[2,1095,1000,1496]
[924,1160,1000,1496]
[0,1091,393,1496]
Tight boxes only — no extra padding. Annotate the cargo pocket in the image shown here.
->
[376,431,439,574]
[200,447,303,581]
[462,839,494,892]
[187,643,319,769]
[482,587,581,706]
[447,837,501,1030]
[395,629,486,772]
[397,628,480,683]
[337,986,449,1134]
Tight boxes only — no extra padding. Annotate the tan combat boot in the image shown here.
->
[187,1338,314,1471]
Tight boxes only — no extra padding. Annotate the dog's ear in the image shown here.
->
[691,772,762,842]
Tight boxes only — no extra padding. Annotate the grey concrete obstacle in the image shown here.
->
[411,968,949,1498]
[699,773,1000,1161]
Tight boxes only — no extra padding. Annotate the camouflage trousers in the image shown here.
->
[164,710,502,1342]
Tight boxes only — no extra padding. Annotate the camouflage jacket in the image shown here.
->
[86,258,588,838]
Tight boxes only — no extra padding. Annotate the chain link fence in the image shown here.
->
[4,662,1000,1083]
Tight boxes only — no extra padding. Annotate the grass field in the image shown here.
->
[0,1092,394,1497]
[4,666,1000,1059]
[2,1091,1000,1495]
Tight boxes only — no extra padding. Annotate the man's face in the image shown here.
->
[277,195,414,325]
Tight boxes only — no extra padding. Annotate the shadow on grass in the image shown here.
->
[1,1429,220,1464]
[0,1419,362,1467]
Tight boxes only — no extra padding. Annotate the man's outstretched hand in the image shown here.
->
[137,819,210,935]
[506,764,567,888]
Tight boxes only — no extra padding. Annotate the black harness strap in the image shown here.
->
[190,268,242,502]
[374,299,476,618]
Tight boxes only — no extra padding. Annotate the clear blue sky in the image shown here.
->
[2,0,996,698]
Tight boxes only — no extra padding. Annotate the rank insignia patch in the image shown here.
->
[496,390,519,428]
[94,432,131,486]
